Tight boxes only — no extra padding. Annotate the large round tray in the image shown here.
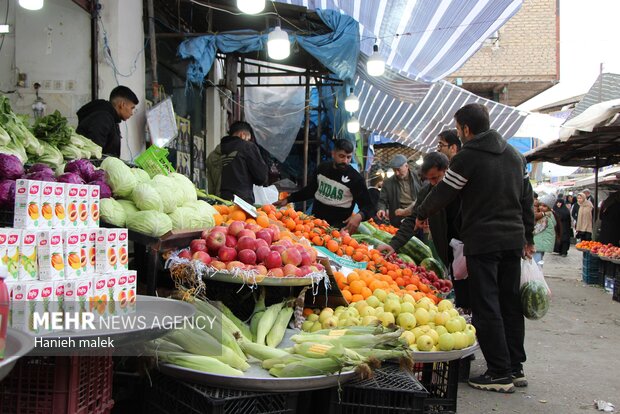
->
[576,247,588,252]
[611,258,620,265]
[205,271,326,287]
[598,254,612,262]
[35,295,194,351]
[412,342,479,362]
[0,328,36,382]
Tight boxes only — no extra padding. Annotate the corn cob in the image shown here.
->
[250,310,265,340]
[255,301,285,345]
[268,357,344,377]
[266,305,294,348]
[304,325,386,336]
[262,353,320,370]
[290,330,403,348]
[157,351,244,377]
[193,308,245,360]
[238,339,289,361]
[216,302,252,341]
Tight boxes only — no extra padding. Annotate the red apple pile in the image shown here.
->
[594,243,620,259]
[390,256,453,294]
[179,221,325,277]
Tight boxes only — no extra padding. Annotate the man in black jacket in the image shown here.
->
[276,139,376,234]
[415,103,535,393]
[76,86,139,157]
[206,121,268,204]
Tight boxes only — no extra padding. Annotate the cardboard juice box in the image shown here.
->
[96,229,119,273]
[126,270,137,313]
[79,230,90,275]
[63,230,82,279]
[88,185,100,228]
[14,179,41,229]
[40,181,55,229]
[18,230,37,281]
[105,273,118,316]
[86,229,97,275]
[65,278,91,317]
[116,273,128,315]
[5,230,20,281]
[37,230,65,281]
[117,229,129,270]
[91,274,109,318]
[25,282,43,333]
[63,279,76,314]
[39,281,54,332]
[52,280,65,315]
[7,282,27,328]
[65,183,80,228]
[0,229,10,279]
[77,185,89,227]
[52,182,67,228]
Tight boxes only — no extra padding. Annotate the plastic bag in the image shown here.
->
[253,185,279,205]
[520,258,550,293]
[449,238,468,280]
[520,258,551,320]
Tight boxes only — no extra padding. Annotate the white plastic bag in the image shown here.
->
[449,238,468,280]
[520,258,550,293]
[253,185,279,205]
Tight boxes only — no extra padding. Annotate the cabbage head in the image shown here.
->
[100,157,136,198]
[149,175,178,213]
[168,207,204,231]
[126,211,172,238]
[132,168,151,184]
[117,199,140,216]
[100,198,127,227]
[132,182,164,212]
[169,172,197,205]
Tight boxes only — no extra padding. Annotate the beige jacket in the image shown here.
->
[576,199,594,233]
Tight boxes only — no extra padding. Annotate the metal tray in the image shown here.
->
[0,328,36,382]
[205,271,327,287]
[598,254,612,262]
[412,342,479,363]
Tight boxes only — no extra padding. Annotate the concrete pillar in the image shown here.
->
[205,64,226,156]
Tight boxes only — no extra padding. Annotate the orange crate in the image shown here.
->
[0,355,114,414]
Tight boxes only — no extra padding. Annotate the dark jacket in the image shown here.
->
[76,100,121,157]
[206,136,268,204]
[599,191,620,245]
[416,129,534,256]
[553,200,572,243]
[378,167,422,227]
[288,161,376,228]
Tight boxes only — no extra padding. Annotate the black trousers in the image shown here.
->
[466,249,526,377]
[557,240,570,255]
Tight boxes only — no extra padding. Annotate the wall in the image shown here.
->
[0,0,145,162]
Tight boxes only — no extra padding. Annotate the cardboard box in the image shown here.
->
[64,278,91,316]
[63,230,82,279]
[39,281,54,332]
[91,274,109,318]
[52,280,66,314]
[117,229,129,270]
[79,230,89,275]
[65,183,81,228]
[116,272,128,315]
[18,230,38,281]
[25,282,43,334]
[14,179,41,229]
[40,181,55,228]
[126,270,137,313]
[88,185,100,228]
[4,229,20,281]
[106,273,118,316]
[77,184,89,227]
[52,182,67,228]
[96,229,119,273]
[37,230,65,281]
[7,282,27,329]
[86,228,97,275]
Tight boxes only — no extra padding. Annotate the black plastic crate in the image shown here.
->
[614,272,620,303]
[143,373,298,414]
[582,252,602,285]
[412,360,460,414]
[329,364,427,414]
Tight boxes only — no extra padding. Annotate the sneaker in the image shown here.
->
[511,369,528,387]
[468,373,515,393]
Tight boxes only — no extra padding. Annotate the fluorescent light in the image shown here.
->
[237,0,265,14]
[347,117,360,134]
[19,0,44,11]
[0,25,9,34]
[367,44,385,77]
[267,26,290,60]
[344,88,359,113]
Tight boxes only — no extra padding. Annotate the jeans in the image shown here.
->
[466,249,526,377]
[532,252,544,268]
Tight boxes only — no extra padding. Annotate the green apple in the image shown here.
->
[465,324,476,335]
[400,330,416,345]
[414,308,431,326]
[319,308,334,323]
[346,317,360,327]
[307,313,319,322]
[366,295,381,308]
[426,328,439,345]
[373,289,387,302]
[374,306,384,315]
[434,311,450,326]
[384,299,402,316]
[360,306,375,317]
[310,321,323,332]
[354,300,368,312]
[437,299,454,312]
[457,316,467,331]
[361,315,379,326]
[335,306,346,312]
[447,308,459,318]
[402,293,416,305]
[323,316,339,329]
[452,332,469,350]
[397,312,417,330]
[435,325,448,336]
[302,320,314,331]
[416,334,434,351]
[414,298,430,311]
[378,311,395,327]
[465,329,476,347]
[387,293,400,303]
[438,333,455,351]
[412,326,426,339]
[445,318,462,333]
[400,302,415,314]
[334,309,344,318]
[428,309,437,322]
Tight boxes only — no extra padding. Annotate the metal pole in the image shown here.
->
[316,81,322,168]
[240,57,245,121]
[594,156,599,222]
[302,72,311,212]
[90,1,99,100]
[147,0,160,102]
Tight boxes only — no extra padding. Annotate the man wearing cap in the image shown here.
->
[583,188,595,204]
[376,154,422,227]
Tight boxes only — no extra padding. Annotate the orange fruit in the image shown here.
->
[351,294,364,302]
[256,215,270,228]
[326,239,339,253]
[342,289,353,302]
[229,210,247,221]
[349,280,365,295]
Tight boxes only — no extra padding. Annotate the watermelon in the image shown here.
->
[397,253,415,264]
[399,236,433,264]
[421,257,448,279]
[521,280,550,320]
[357,221,376,236]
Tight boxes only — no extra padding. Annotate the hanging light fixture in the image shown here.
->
[267,24,290,60]
[236,0,265,14]
[344,88,359,113]
[367,44,385,77]
[19,0,44,10]
[416,156,424,166]
[347,117,360,134]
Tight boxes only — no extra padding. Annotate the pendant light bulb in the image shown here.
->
[267,25,290,60]
[236,0,265,14]
[367,44,385,77]
[347,117,360,134]
[19,0,44,10]
[344,88,360,113]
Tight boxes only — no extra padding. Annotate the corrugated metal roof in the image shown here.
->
[567,73,620,121]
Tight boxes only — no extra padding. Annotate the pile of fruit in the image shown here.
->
[575,240,603,251]
[366,218,399,235]
[590,243,620,259]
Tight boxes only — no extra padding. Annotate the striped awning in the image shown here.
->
[275,0,523,82]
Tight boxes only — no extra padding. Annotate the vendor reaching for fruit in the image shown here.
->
[274,139,375,234]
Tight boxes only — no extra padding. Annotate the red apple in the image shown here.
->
[247,224,262,233]
[228,221,246,237]
[282,247,302,266]
[210,260,227,270]
[269,267,284,277]
[271,245,286,254]
[225,234,237,248]
[315,263,325,271]
[178,249,192,260]
[190,238,207,253]
[237,236,257,252]
[203,226,227,240]
[226,260,245,272]
[205,230,227,253]
[255,229,273,245]
[218,246,237,262]
[254,264,268,275]
[298,265,312,276]
[268,225,281,241]
[294,244,306,253]
[277,239,293,248]
[256,245,271,263]
[237,229,256,240]
[306,248,318,263]
[238,249,257,265]
[264,251,282,269]
[254,238,269,250]
[299,250,313,266]
[283,264,299,276]
[192,251,212,265]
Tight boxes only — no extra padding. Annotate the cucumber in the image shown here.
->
[399,236,433,264]
[372,229,393,244]
[420,257,448,279]
[357,221,376,236]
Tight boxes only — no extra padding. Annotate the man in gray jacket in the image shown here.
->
[376,154,422,227]
[415,103,535,393]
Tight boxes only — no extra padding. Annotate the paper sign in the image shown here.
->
[233,195,257,218]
